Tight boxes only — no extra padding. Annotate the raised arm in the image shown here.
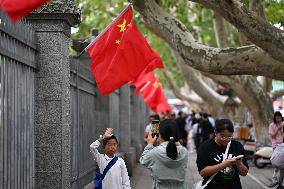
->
[90,128,114,162]
[90,139,103,163]
[140,132,157,168]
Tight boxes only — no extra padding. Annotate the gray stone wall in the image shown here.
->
[27,1,80,188]
[119,85,131,152]
[130,87,144,161]
[1,0,154,188]
[23,1,152,187]
[0,10,37,189]
[109,92,120,138]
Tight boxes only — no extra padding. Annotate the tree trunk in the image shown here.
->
[133,0,274,143]
[211,10,273,144]
[271,89,284,101]
[213,11,228,48]
[161,68,204,106]
[205,74,273,144]
[211,11,247,124]
[173,50,230,117]
[190,0,284,63]
[257,76,272,92]
[132,0,284,80]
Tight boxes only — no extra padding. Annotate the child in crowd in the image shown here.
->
[90,128,131,189]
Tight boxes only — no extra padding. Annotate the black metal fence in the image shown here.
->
[70,56,98,189]
[0,8,148,189]
[0,10,37,189]
[70,56,121,189]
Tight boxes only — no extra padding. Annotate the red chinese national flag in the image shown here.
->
[0,0,49,22]
[156,92,173,113]
[143,84,162,112]
[129,70,157,95]
[86,5,163,96]
[141,79,172,113]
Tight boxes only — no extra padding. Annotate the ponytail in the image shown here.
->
[159,119,179,160]
[166,137,177,160]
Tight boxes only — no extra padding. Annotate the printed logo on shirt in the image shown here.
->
[223,168,235,180]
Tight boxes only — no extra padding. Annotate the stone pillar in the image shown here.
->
[27,1,80,188]
[94,91,111,138]
[118,85,135,176]
[139,98,147,144]
[109,92,120,139]
[119,85,131,152]
[130,86,143,162]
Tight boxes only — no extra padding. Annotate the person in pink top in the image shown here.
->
[268,111,284,187]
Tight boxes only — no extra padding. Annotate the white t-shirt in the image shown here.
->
[90,140,131,189]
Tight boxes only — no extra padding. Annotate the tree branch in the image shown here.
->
[172,49,228,108]
[190,0,284,63]
[132,0,284,81]
[161,68,204,105]
[271,89,284,101]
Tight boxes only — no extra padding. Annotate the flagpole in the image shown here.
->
[76,3,133,58]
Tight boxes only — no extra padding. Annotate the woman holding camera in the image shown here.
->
[140,119,188,189]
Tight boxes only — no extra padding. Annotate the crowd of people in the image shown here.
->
[89,110,284,189]
[144,111,216,152]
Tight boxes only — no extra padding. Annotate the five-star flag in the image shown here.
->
[86,4,163,96]
[0,0,49,22]
[117,19,127,32]
[131,70,172,113]
[129,69,157,95]
[141,78,173,113]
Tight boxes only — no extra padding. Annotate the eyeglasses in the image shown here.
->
[219,136,233,141]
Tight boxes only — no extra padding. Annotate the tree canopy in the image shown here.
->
[72,0,284,144]
[73,0,284,84]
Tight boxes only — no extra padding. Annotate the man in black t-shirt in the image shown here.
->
[196,119,249,189]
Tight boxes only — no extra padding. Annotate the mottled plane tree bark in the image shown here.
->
[131,0,276,144]
[131,0,284,81]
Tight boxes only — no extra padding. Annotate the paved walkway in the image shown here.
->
[130,151,274,189]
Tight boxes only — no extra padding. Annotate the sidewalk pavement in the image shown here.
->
[130,151,275,189]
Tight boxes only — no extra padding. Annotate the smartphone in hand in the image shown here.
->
[233,155,244,160]
[151,120,160,138]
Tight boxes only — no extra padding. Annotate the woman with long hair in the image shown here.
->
[140,119,188,189]
[268,111,284,187]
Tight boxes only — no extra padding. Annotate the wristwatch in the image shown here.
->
[98,135,104,143]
